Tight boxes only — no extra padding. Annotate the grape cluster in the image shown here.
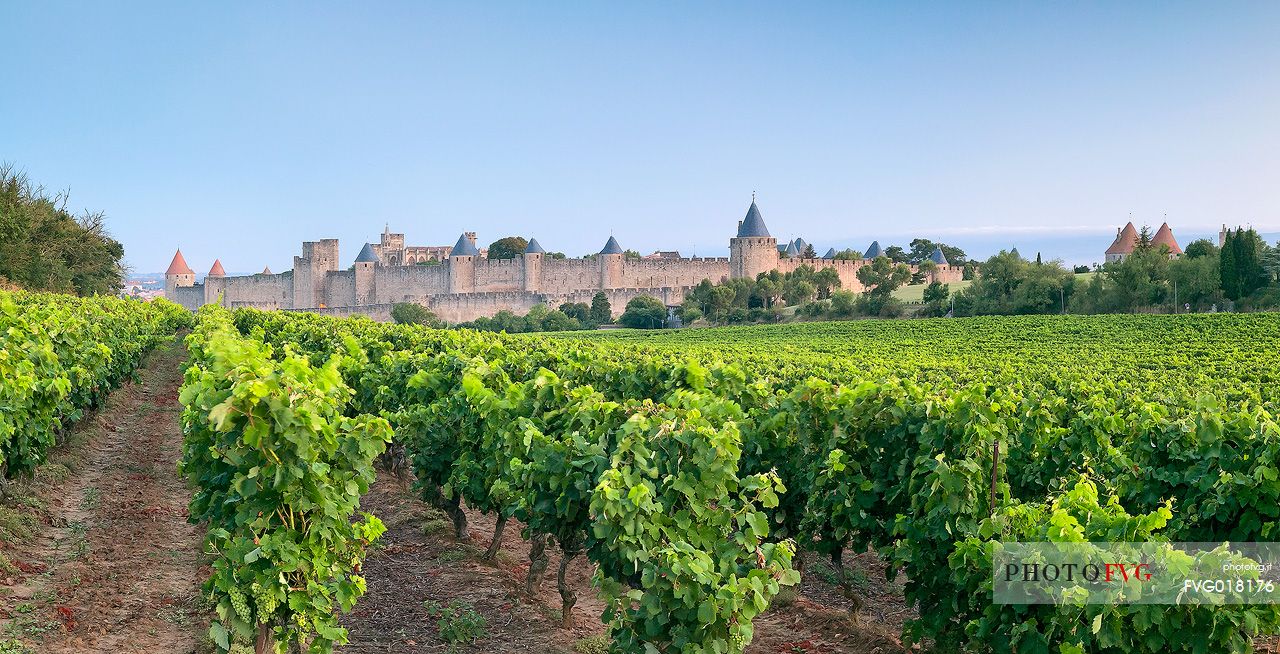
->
[227,586,252,623]
[228,644,253,654]
[728,631,745,652]
[251,582,279,624]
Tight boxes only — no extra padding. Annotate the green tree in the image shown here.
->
[801,244,817,259]
[589,291,612,324]
[558,302,590,323]
[0,165,125,295]
[907,239,967,265]
[855,256,911,315]
[709,285,737,318]
[922,281,950,317]
[829,290,857,317]
[753,276,781,309]
[674,301,702,324]
[391,303,443,327]
[883,245,908,263]
[618,295,668,329]
[1104,248,1169,312]
[1183,239,1218,259]
[953,251,1072,316]
[486,236,529,260]
[781,279,816,306]
[1232,228,1268,298]
[1168,254,1221,311]
[832,249,862,261]
[1136,225,1154,250]
[1220,230,1240,300]
[812,267,841,299]
[1262,241,1280,285]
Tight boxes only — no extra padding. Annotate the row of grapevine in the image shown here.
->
[214,309,801,653]
[0,290,190,483]
[178,307,391,654]
[211,308,1280,652]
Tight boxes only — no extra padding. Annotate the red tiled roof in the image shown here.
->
[165,249,194,275]
[208,259,226,276]
[1105,222,1139,255]
[1152,222,1182,254]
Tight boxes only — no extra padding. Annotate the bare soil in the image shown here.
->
[341,474,911,654]
[0,339,207,653]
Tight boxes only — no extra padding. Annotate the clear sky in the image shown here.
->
[3,1,1278,273]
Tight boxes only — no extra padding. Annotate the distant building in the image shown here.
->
[166,199,964,322]
[1105,221,1182,263]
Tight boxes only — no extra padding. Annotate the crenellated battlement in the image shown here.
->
[168,198,965,322]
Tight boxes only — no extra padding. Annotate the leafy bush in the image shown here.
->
[391,302,443,327]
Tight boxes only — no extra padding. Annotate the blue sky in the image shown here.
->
[3,2,1278,273]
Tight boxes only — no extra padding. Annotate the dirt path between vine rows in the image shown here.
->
[342,473,910,654]
[0,339,207,653]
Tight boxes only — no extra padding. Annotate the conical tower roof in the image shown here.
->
[165,249,194,276]
[1106,222,1139,255]
[822,247,837,259]
[929,246,949,265]
[600,236,624,255]
[261,266,273,275]
[1010,247,1022,259]
[1152,222,1182,254]
[525,238,546,254]
[450,234,479,257]
[208,259,226,277]
[736,199,771,237]
[864,241,883,259]
[783,240,799,257]
[355,242,380,263]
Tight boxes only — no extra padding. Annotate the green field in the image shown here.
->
[551,312,1280,401]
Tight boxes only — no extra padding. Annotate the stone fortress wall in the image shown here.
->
[166,200,964,322]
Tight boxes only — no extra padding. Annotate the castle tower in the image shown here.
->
[1152,223,1182,259]
[164,249,196,298]
[354,243,379,305]
[447,233,479,294]
[729,198,777,279]
[522,238,545,292]
[293,239,340,308]
[598,236,624,288]
[204,259,227,305]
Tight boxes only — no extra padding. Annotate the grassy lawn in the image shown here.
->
[893,278,974,302]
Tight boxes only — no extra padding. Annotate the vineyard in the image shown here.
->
[168,307,1280,653]
[0,291,190,484]
[4,296,1278,652]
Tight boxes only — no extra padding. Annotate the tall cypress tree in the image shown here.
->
[1220,229,1240,300]
[1236,228,1265,297]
